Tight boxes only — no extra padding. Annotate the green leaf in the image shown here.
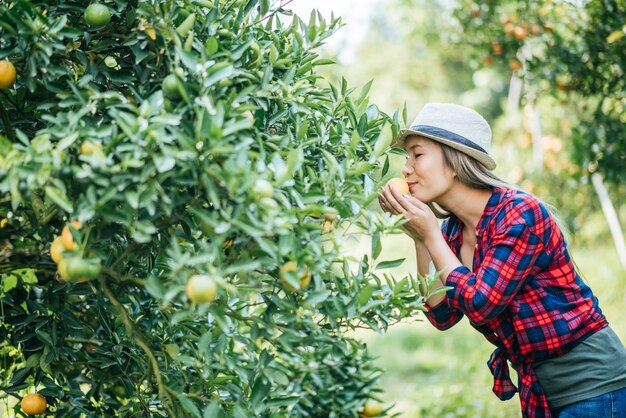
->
[371,231,382,260]
[45,186,73,213]
[204,402,225,418]
[375,258,405,270]
[260,0,270,15]
[176,392,202,417]
[2,274,18,292]
[250,377,271,410]
[303,290,331,307]
[358,285,376,305]
[176,13,196,37]
[56,132,79,151]
[372,123,392,158]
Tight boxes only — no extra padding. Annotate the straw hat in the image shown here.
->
[392,102,496,170]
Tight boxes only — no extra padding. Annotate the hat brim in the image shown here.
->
[392,129,497,170]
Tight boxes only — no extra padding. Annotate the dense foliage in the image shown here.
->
[0,1,433,416]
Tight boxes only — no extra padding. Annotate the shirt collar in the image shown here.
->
[446,187,509,243]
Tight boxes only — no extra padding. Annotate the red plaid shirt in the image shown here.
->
[424,187,608,417]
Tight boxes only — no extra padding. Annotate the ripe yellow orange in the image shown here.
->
[514,26,528,40]
[50,236,66,264]
[279,261,311,292]
[57,259,69,279]
[185,274,218,303]
[503,22,515,35]
[361,400,382,417]
[21,393,47,415]
[61,220,82,250]
[509,59,523,71]
[491,41,503,55]
[385,178,409,195]
[0,60,16,89]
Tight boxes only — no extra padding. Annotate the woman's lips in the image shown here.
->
[408,182,417,191]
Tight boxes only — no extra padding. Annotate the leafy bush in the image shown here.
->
[0,1,431,416]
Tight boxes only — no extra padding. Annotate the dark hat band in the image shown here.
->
[408,125,489,155]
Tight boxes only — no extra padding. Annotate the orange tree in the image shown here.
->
[0,1,433,416]
[451,0,626,186]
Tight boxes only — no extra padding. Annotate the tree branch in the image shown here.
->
[0,97,16,142]
[98,277,176,417]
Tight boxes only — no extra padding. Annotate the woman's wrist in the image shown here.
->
[423,230,442,250]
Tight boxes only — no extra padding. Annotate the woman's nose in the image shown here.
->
[402,163,412,177]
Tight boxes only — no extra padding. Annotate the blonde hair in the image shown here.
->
[432,143,566,228]
[430,142,587,281]
[427,144,513,219]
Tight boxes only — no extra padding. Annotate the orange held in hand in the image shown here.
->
[21,393,47,416]
[385,178,409,195]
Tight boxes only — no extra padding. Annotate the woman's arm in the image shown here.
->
[426,222,544,325]
[415,239,446,308]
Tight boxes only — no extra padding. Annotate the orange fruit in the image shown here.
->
[0,60,17,89]
[491,42,503,55]
[162,74,181,99]
[57,258,69,279]
[21,393,47,415]
[50,236,66,264]
[61,220,82,250]
[279,261,311,292]
[504,22,515,35]
[514,26,528,40]
[385,178,409,195]
[361,400,382,417]
[84,3,111,27]
[62,256,101,282]
[80,141,103,156]
[55,271,66,284]
[185,275,218,303]
[509,59,523,71]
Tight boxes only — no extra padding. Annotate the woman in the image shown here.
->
[378,103,626,418]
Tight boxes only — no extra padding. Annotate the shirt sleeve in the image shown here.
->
[445,222,544,326]
[422,218,465,330]
[424,297,464,330]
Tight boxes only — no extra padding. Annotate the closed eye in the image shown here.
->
[414,154,422,158]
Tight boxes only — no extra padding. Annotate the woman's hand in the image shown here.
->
[378,185,440,243]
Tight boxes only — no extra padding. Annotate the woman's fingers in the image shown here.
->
[388,186,427,214]
[381,187,406,215]
[378,195,390,213]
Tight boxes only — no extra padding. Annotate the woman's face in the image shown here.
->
[401,136,457,203]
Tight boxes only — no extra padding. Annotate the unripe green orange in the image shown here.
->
[84,3,111,27]
[185,274,218,303]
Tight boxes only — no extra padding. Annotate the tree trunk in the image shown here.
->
[591,173,626,268]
